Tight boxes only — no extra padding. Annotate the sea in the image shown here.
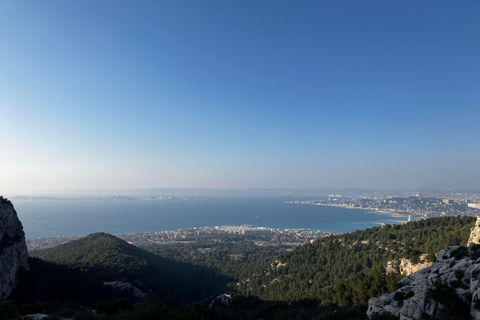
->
[13,196,411,238]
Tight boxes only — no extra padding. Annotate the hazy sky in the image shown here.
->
[1,1,479,192]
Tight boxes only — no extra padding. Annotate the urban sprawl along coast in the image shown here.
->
[286,195,480,218]
[26,224,332,251]
[26,195,480,252]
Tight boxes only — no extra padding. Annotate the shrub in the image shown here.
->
[452,247,469,260]
[370,311,399,320]
[454,269,465,280]
[449,280,461,288]
[427,280,469,318]
[474,299,480,311]
[404,291,415,300]
[72,308,96,320]
[425,253,436,263]
[472,270,480,279]
[471,245,480,260]
[0,301,19,320]
[393,291,405,301]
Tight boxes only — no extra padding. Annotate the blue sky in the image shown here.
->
[0,1,479,191]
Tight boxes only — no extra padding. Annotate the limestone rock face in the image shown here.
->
[468,216,480,246]
[210,294,232,307]
[0,196,29,300]
[386,254,434,276]
[368,245,480,320]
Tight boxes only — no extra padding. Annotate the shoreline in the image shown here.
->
[308,202,418,219]
[20,200,424,239]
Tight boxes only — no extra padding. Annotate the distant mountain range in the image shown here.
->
[8,195,207,201]
[8,187,480,200]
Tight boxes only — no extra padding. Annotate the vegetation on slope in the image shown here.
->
[29,232,231,305]
[144,240,280,280]
[238,216,475,303]
[6,216,476,320]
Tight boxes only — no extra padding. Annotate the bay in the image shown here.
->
[13,196,410,238]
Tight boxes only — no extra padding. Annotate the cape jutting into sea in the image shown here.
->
[14,196,410,238]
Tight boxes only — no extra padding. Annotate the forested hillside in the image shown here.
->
[29,233,231,304]
[6,216,477,320]
[237,216,475,303]
[144,240,280,280]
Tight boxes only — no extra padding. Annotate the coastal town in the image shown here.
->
[26,224,332,251]
[26,195,480,252]
[286,195,480,218]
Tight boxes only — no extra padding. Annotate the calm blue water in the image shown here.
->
[13,197,410,238]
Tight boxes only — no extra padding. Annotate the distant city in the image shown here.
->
[22,190,480,252]
[26,224,331,251]
[286,194,480,218]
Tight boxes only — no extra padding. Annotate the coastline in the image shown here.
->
[304,202,421,224]
[311,202,412,216]
[18,198,423,239]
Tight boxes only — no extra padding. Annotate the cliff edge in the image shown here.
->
[368,216,480,320]
[385,254,434,277]
[468,216,480,246]
[0,196,29,300]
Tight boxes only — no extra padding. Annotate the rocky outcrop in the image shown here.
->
[210,294,232,307]
[468,216,480,246]
[386,254,434,276]
[368,245,480,319]
[103,281,148,299]
[0,196,29,300]
[22,314,50,320]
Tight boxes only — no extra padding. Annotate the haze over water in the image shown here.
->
[14,197,409,238]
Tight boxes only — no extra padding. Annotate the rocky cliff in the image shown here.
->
[385,254,434,276]
[368,244,480,320]
[0,196,29,300]
[468,216,480,246]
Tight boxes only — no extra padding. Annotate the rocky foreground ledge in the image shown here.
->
[368,244,480,320]
[368,216,480,320]
[0,196,29,300]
